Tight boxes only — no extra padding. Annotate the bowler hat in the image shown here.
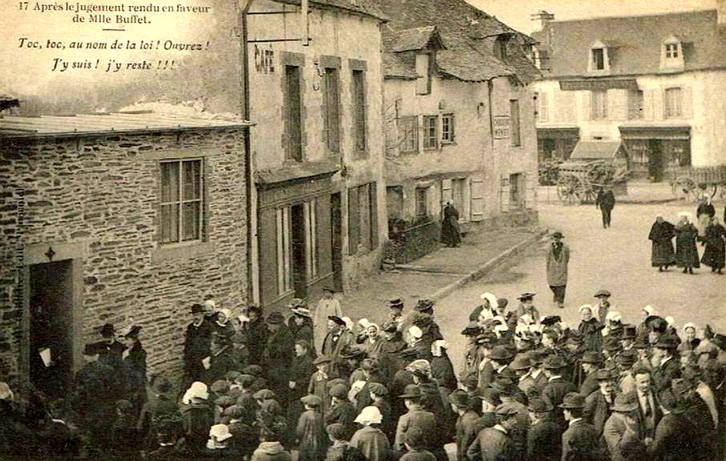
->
[388,298,404,308]
[329,384,349,399]
[612,394,639,413]
[300,395,322,407]
[100,323,116,337]
[328,315,346,326]
[490,376,516,396]
[541,315,561,327]
[655,336,678,350]
[528,398,554,413]
[616,350,638,365]
[266,312,285,325]
[543,355,566,370]
[559,392,585,409]
[399,384,422,399]
[581,352,603,364]
[191,303,205,314]
[447,389,471,409]
[551,231,564,239]
[461,321,484,336]
[490,345,514,362]
[415,299,435,312]
[594,290,611,298]
[123,325,142,338]
[517,292,536,301]
[510,356,532,371]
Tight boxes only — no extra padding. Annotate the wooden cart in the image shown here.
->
[669,166,726,202]
[556,160,628,205]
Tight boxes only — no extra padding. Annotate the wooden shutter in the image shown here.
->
[524,173,537,209]
[258,208,279,306]
[581,91,591,121]
[470,175,485,221]
[369,182,379,248]
[316,195,332,278]
[441,179,453,204]
[643,89,655,121]
[682,86,693,120]
[348,187,359,255]
[500,175,511,213]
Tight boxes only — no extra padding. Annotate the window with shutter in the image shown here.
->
[352,69,367,155]
[452,178,466,219]
[423,116,438,149]
[665,87,682,119]
[359,184,371,253]
[442,114,455,143]
[348,187,360,255]
[285,65,303,162]
[628,90,644,120]
[591,90,608,120]
[500,176,511,212]
[441,179,453,205]
[323,68,341,153]
[470,175,485,221]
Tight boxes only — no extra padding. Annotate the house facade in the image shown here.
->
[532,7,726,181]
[243,0,388,307]
[371,0,540,262]
[0,113,251,390]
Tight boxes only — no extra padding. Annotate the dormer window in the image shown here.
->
[661,36,684,70]
[415,53,433,95]
[494,35,509,61]
[588,41,610,73]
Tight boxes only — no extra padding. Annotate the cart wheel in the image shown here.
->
[557,175,579,206]
[671,176,697,201]
[578,185,597,204]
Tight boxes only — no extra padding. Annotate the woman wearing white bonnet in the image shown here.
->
[679,322,701,353]
[675,211,700,274]
[648,213,676,272]
[350,406,390,460]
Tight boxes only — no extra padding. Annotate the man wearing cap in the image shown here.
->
[526,398,562,461]
[400,427,437,461]
[541,356,577,427]
[448,389,479,461]
[579,352,603,398]
[560,393,601,461]
[324,383,356,436]
[322,316,355,378]
[467,403,518,461]
[651,336,681,393]
[314,287,342,354]
[513,293,540,326]
[592,290,612,325]
[603,393,647,461]
[546,231,569,309]
[584,369,617,437]
[394,385,438,454]
[184,304,214,388]
[264,312,295,401]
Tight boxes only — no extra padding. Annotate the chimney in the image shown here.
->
[719,0,726,28]
[530,10,555,32]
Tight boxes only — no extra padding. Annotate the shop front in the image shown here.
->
[537,127,580,162]
[619,126,691,182]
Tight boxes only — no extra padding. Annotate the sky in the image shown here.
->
[466,0,718,34]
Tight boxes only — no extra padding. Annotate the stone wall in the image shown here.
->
[0,128,248,381]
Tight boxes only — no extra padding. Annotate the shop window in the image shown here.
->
[442,114,455,143]
[423,116,438,149]
[160,159,203,244]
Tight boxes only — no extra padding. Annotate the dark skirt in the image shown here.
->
[651,240,676,266]
[702,240,725,269]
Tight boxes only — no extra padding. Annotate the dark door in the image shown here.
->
[330,192,343,291]
[290,203,307,299]
[648,139,664,182]
[29,260,74,398]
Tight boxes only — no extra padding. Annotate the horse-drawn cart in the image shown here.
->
[669,166,726,202]
[556,160,629,205]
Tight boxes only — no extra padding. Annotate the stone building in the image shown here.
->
[243,0,388,307]
[532,6,726,181]
[0,112,251,391]
[367,0,540,263]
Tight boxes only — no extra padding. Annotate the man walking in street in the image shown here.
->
[596,186,616,229]
[546,231,570,309]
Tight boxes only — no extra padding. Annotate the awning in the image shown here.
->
[619,125,691,140]
[256,159,340,186]
[570,140,625,160]
[560,78,638,91]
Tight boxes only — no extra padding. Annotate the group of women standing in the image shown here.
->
[649,196,726,274]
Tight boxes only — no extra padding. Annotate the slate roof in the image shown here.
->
[0,111,251,139]
[369,0,540,83]
[533,9,726,78]
[570,141,625,160]
[391,26,445,52]
[272,0,387,21]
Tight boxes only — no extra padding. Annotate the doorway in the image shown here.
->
[29,260,75,399]
[648,139,664,182]
[330,192,343,292]
[290,203,307,299]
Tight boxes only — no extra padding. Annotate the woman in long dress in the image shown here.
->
[440,201,461,248]
[313,287,342,354]
[648,215,676,271]
[701,217,726,274]
[696,195,716,239]
[675,212,700,274]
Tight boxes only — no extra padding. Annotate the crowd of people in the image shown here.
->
[2,283,726,461]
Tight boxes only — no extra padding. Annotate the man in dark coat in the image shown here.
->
[440,201,461,247]
[264,312,295,403]
[448,389,480,461]
[651,336,681,393]
[647,389,691,461]
[579,352,603,397]
[603,393,647,461]
[244,305,268,365]
[73,344,117,449]
[583,369,616,437]
[649,215,676,271]
[595,186,616,229]
[467,403,519,461]
[325,383,357,438]
[183,304,214,388]
[321,316,355,379]
[546,231,569,309]
[203,334,238,386]
[540,355,577,428]
[625,367,661,439]
[526,398,562,461]
[560,393,601,461]
[394,385,439,454]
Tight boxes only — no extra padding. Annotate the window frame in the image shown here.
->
[591,90,608,120]
[423,115,438,150]
[415,186,429,218]
[441,113,455,144]
[665,43,679,59]
[323,66,341,153]
[160,158,204,246]
[592,48,605,71]
[399,116,419,153]
[284,64,304,162]
[352,68,368,155]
